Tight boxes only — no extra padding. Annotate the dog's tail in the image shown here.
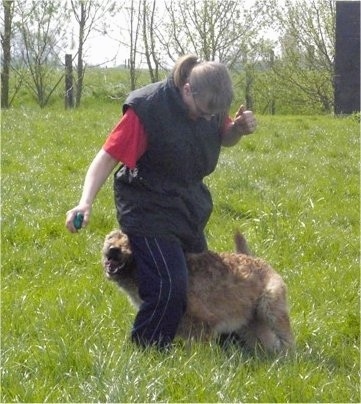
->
[234,231,252,255]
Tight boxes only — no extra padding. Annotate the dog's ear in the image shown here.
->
[105,230,123,241]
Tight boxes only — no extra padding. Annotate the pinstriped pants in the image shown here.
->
[128,235,188,349]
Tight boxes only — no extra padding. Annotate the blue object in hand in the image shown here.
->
[73,213,84,230]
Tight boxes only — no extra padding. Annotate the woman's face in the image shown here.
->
[181,83,215,121]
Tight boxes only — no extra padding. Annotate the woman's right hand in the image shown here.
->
[65,149,119,234]
[65,204,92,233]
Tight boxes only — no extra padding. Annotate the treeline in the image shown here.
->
[1,0,335,114]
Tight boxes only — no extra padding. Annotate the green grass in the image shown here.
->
[1,105,360,403]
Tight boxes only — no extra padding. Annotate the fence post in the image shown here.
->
[65,54,74,109]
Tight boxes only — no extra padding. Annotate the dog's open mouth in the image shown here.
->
[105,258,125,274]
[104,247,126,275]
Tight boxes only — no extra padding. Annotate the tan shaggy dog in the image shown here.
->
[102,230,294,354]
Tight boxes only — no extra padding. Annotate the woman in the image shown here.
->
[65,54,256,349]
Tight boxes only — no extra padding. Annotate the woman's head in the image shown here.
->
[173,54,234,120]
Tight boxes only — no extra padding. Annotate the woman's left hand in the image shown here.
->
[233,105,257,135]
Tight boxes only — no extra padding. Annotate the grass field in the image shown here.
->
[1,105,360,403]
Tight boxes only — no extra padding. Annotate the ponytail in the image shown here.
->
[172,54,200,88]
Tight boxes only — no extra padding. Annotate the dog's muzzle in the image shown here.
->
[104,247,126,275]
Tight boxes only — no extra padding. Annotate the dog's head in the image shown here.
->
[102,230,135,280]
[102,230,142,307]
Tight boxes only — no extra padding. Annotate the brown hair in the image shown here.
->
[172,54,200,88]
[172,54,234,114]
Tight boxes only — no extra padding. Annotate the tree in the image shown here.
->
[152,0,268,110]
[69,0,117,107]
[142,0,161,82]
[13,0,68,107]
[112,0,164,86]
[264,0,335,112]
[1,0,14,108]
[127,0,142,90]
[160,0,264,67]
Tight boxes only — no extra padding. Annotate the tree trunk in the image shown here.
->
[1,0,14,109]
[65,54,74,109]
[75,2,85,107]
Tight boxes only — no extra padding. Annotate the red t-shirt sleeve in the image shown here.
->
[221,115,233,135]
[103,108,148,169]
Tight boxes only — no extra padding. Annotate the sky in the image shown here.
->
[80,0,270,67]
[85,35,126,67]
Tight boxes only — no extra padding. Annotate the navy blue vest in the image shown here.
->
[114,77,222,252]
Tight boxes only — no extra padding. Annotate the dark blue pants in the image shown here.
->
[127,235,188,349]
